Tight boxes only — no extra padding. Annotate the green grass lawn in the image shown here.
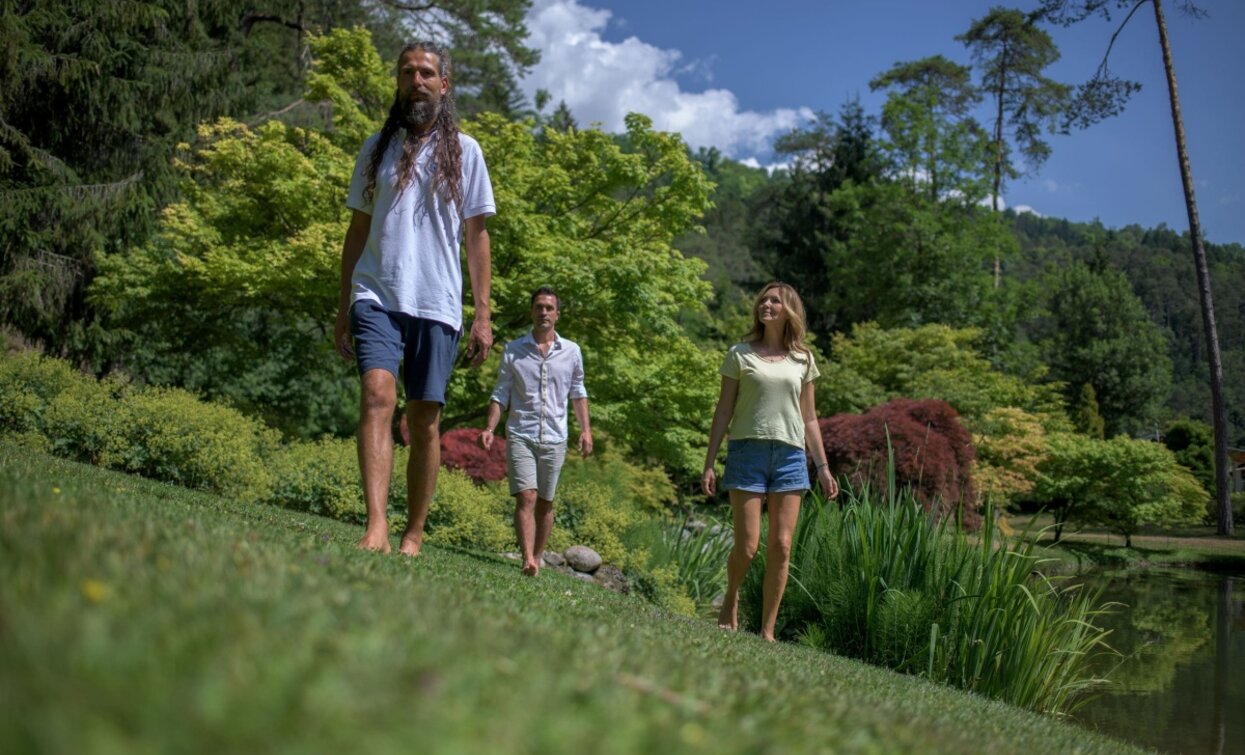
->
[0,444,1144,755]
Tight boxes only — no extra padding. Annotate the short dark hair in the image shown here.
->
[530,286,560,310]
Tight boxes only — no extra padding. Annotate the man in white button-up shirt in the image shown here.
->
[481,287,592,576]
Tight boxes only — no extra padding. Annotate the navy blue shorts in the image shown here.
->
[723,439,810,494]
[349,300,460,405]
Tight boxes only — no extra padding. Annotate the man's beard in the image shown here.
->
[399,95,439,132]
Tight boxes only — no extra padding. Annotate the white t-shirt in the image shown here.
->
[346,129,495,331]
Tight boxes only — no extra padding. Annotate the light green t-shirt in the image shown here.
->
[720,342,820,449]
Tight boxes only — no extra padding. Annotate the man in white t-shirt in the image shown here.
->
[333,41,495,556]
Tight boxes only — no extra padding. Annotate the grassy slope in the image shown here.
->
[0,445,1143,755]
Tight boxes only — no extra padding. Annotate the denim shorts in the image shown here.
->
[723,439,810,493]
[506,436,568,500]
[350,300,460,405]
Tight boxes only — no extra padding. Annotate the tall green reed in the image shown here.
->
[741,473,1114,716]
[654,515,733,611]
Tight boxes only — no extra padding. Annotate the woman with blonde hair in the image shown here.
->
[702,282,838,641]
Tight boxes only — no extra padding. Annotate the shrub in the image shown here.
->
[440,427,506,482]
[740,485,1113,715]
[424,468,513,552]
[268,437,364,520]
[628,561,697,617]
[557,445,676,514]
[0,351,91,434]
[973,407,1047,507]
[2,352,278,501]
[42,375,131,466]
[108,387,280,501]
[547,478,642,567]
[819,398,979,528]
[1162,417,1214,493]
[1233,491,1245,522]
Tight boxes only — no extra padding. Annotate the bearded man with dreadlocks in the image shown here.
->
[334,42,496,556]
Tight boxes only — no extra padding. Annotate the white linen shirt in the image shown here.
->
[490,332,588,444]
[346,129,495,331]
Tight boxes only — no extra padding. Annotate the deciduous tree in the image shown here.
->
[1036,0,1231,533]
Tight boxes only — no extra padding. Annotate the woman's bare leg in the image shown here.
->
[760,491,802,642]
[718,491,763,630]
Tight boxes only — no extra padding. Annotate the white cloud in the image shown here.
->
[1042,178,1059,193]
[1013,204,1043,217]
[521,0,813,160]
[738,157,792,175]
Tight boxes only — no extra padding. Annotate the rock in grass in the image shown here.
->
[564,545,602,573]
[542,550,566,567]
[594,564,629,594]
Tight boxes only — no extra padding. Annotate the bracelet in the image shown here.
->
[815,461,829,472]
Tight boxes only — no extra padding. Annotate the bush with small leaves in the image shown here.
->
[424,468,513,552]
[268,437,365,520]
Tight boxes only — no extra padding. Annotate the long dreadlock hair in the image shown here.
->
[362,41,464,208]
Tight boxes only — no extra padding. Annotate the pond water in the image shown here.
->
[1071,568,1245,754]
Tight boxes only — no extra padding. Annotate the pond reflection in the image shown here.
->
[1072,569,1245,754]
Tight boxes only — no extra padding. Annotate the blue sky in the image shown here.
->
[519,0,1245,245]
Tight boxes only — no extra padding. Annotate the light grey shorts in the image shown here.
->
[506,436,568,500]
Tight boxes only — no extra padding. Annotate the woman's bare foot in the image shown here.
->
[521,559,540,577]
[358,530,392,553]
[398,531,423,557]
[717,595,738,630]
[760,633,776,643]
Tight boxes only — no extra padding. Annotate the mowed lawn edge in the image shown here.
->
[0,444,1146,755]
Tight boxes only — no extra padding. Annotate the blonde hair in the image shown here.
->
[743,282,810,354]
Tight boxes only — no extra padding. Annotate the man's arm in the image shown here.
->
[572,397,592,457]
[334,210,371,360]
[463,214,492,367]
[480,400,504,450]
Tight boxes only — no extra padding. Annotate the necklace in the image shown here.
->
[752,344,787,362]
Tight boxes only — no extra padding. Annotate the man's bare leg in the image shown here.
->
[717,491,762,630]
[357,369,397,552]
[513,488,539,575]
[399,400,441,557]
[532,497,555,575]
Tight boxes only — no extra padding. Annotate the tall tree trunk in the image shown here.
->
[1153,0,1233,536]
[991,55,1007,289]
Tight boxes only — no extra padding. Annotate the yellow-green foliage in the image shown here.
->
[818,322,1069,430]
[42,375,131,466]
[425,468,514,552]
[547,480,641,567]
[630,560,697,617]
[1,352,279,502]
[268,437,364,519]
[109,387,279,501]
[973,407,1048,505]
[557,446,676,514]
[0,351,88,434]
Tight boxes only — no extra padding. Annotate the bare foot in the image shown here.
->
[717,597,738,631]
[521,560,540,577]
[760,633,777,643]
[358,530,392,553]
[398,531,423,557]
